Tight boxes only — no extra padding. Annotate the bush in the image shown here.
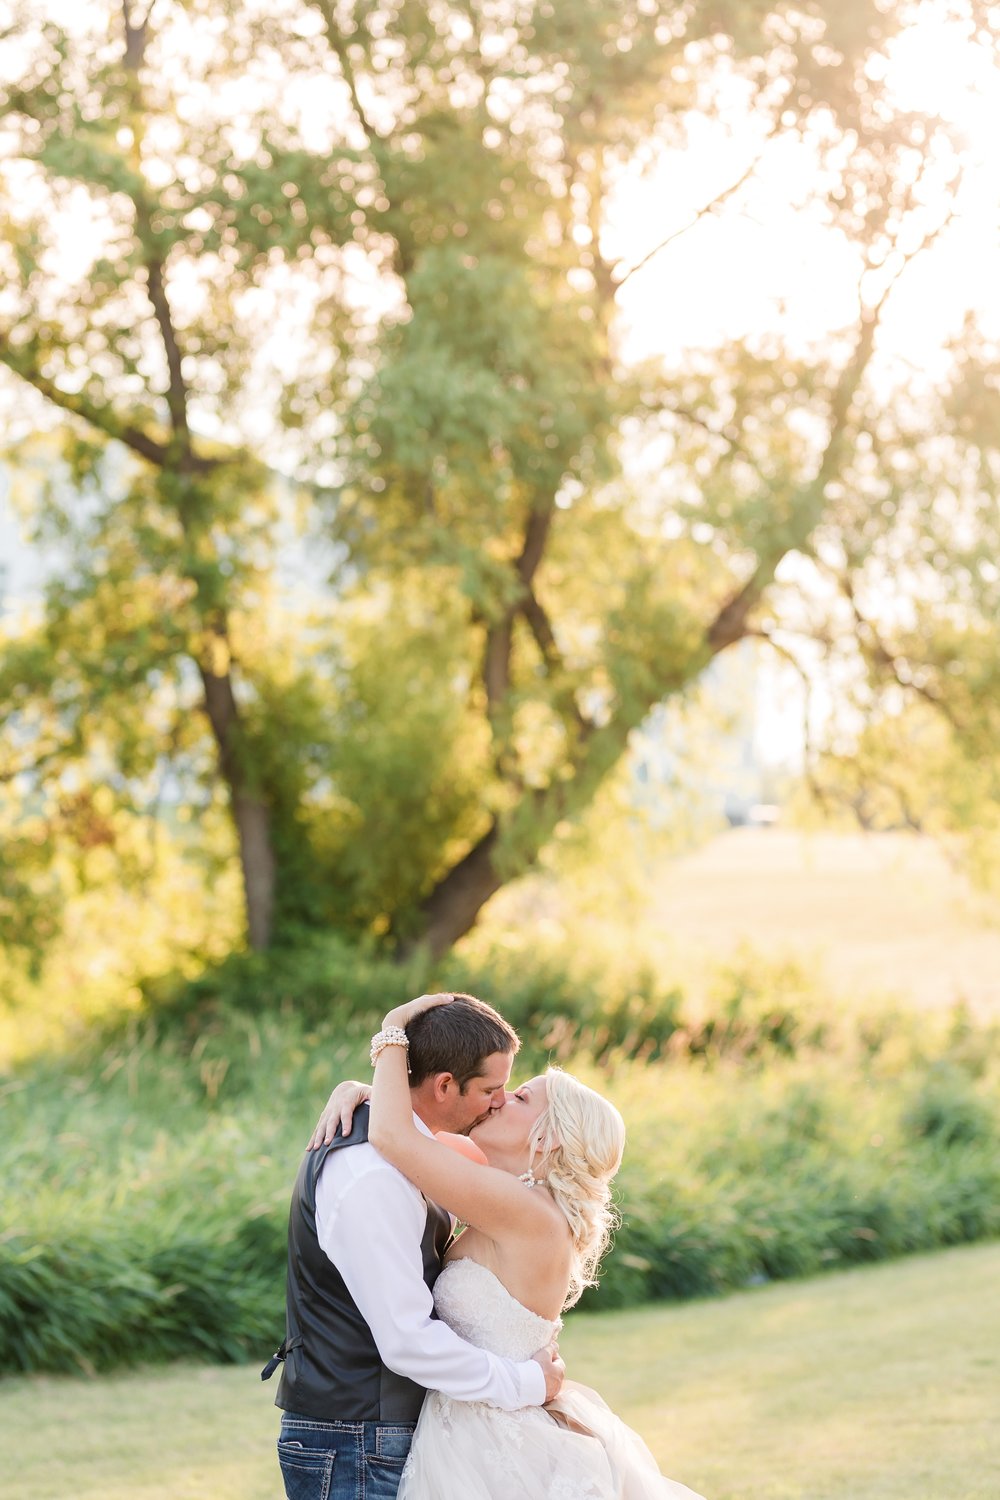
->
[138,929,428,1034]
[902,1065,996,1148]
[130,932,831,1072]
[0,1215,286,1375]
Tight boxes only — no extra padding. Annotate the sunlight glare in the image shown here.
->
[881,9,1000,156]
[611,7,1000,370]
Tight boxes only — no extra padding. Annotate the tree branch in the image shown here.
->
[615,137,774,290]
[0,741,77,785]
[122,0,149,69]
[312,0,382,144]
[706,281,886,656]
[483,617,513,716]
[142,253,189,440]
[511,505,596,736]
[519,585,558,666]
[121,2,192,449]
[475,501,594,749]
[838,573,964,733]
[0,333,216,470]
[744,625,823,789]
[519,585,595,740]
[660,152,961,663]
[515,504,553,588]
[864,163,964,320]
[640,392,757,467]
[482,503,555,722]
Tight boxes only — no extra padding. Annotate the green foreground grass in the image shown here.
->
[3,1241,998,1500]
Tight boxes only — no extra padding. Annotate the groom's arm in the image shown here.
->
[317,1164,548,1409]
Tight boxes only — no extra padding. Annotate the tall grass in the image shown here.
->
[2,933,998,1374]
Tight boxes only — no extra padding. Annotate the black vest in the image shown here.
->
[268,1104,452,1422]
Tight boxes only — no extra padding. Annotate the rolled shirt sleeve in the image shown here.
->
[316,1154,546,1409]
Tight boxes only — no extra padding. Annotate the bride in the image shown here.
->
[313,992,705,1500]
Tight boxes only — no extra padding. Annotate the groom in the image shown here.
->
[264,992,564,1500]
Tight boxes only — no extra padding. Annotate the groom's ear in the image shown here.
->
[430,1071,459,1102]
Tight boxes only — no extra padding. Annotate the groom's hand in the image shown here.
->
[532,1340,565,1403]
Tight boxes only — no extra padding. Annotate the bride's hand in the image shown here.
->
[306,1080,372,1149]
[382,992,454,1030]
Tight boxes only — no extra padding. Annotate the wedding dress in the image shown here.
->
[397,1256,705,1500]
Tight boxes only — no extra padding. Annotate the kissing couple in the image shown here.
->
[264,990,705,1499]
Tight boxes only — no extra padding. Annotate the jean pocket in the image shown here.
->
[374,1427,413,1464]
[278,1437,335,1500]
[364,1448,410,1500]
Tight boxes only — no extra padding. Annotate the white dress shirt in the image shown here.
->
[314,1114,546,1410]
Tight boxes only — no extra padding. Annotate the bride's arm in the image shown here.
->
[368,998,559,1246]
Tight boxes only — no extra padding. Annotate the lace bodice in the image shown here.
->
[433,1257,561,1362]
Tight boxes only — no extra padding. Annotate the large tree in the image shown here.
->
[1,0,992,957]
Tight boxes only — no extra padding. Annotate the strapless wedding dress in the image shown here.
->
[397,1257,705,1500]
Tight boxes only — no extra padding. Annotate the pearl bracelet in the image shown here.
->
[370,1025,410,1070]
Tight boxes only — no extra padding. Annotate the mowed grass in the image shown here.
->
[3,1241,997,1500]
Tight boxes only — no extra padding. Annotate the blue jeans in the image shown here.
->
[277,1413,415,1500]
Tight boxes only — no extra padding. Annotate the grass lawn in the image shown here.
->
[2,1240,998,1500]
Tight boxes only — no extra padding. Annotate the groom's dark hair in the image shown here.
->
[407,993,519,1090]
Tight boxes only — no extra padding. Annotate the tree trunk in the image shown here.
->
[408,824,503,960]
[200,660,277,950]
[232,791,277,950]
[121,7,278,945]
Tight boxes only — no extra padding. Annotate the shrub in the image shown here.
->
[901,1065,996,1148]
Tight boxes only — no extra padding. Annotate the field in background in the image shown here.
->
[486,829,1000,1019]
[4,1240,998,1500]
[647,831,1000,1015]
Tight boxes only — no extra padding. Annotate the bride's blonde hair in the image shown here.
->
[530,1069,626,1309]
